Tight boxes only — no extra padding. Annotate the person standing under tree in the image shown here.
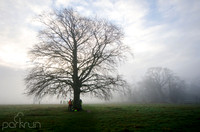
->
[68,99,73,111]
[80,99,82,110]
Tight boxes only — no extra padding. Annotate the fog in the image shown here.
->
[122,67,200,104]
[0,0,200,104]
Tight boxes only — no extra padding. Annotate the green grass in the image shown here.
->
[0,104,200,131]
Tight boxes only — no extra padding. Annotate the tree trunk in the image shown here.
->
[72,31,82,111]
[156,85,165,102]
[73,87,81,110]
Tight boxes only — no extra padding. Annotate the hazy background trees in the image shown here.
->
[126,67,200,104]
[185,78,200,103]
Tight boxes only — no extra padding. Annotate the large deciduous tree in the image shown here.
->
[25,8,129,110]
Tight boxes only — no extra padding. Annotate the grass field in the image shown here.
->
[0,104,200,132]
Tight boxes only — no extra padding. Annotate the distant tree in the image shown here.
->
[138,67,185,103]
[25,8,129,110]
[186,78,200,103]
[168,76,186,103]
[143,67,173,102]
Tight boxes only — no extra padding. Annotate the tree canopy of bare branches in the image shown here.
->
[25,8,129,110]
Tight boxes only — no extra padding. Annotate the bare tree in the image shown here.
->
[168,76,186,103]
[25,8,129,110]
[139,67,185,103]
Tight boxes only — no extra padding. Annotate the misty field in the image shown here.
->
[0,104,200,132]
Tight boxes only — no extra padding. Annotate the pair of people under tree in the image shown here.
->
[68,99,82,111]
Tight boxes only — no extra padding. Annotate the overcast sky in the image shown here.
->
[0,0,200,104]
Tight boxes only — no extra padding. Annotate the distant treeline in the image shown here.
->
[126,67,200,104]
